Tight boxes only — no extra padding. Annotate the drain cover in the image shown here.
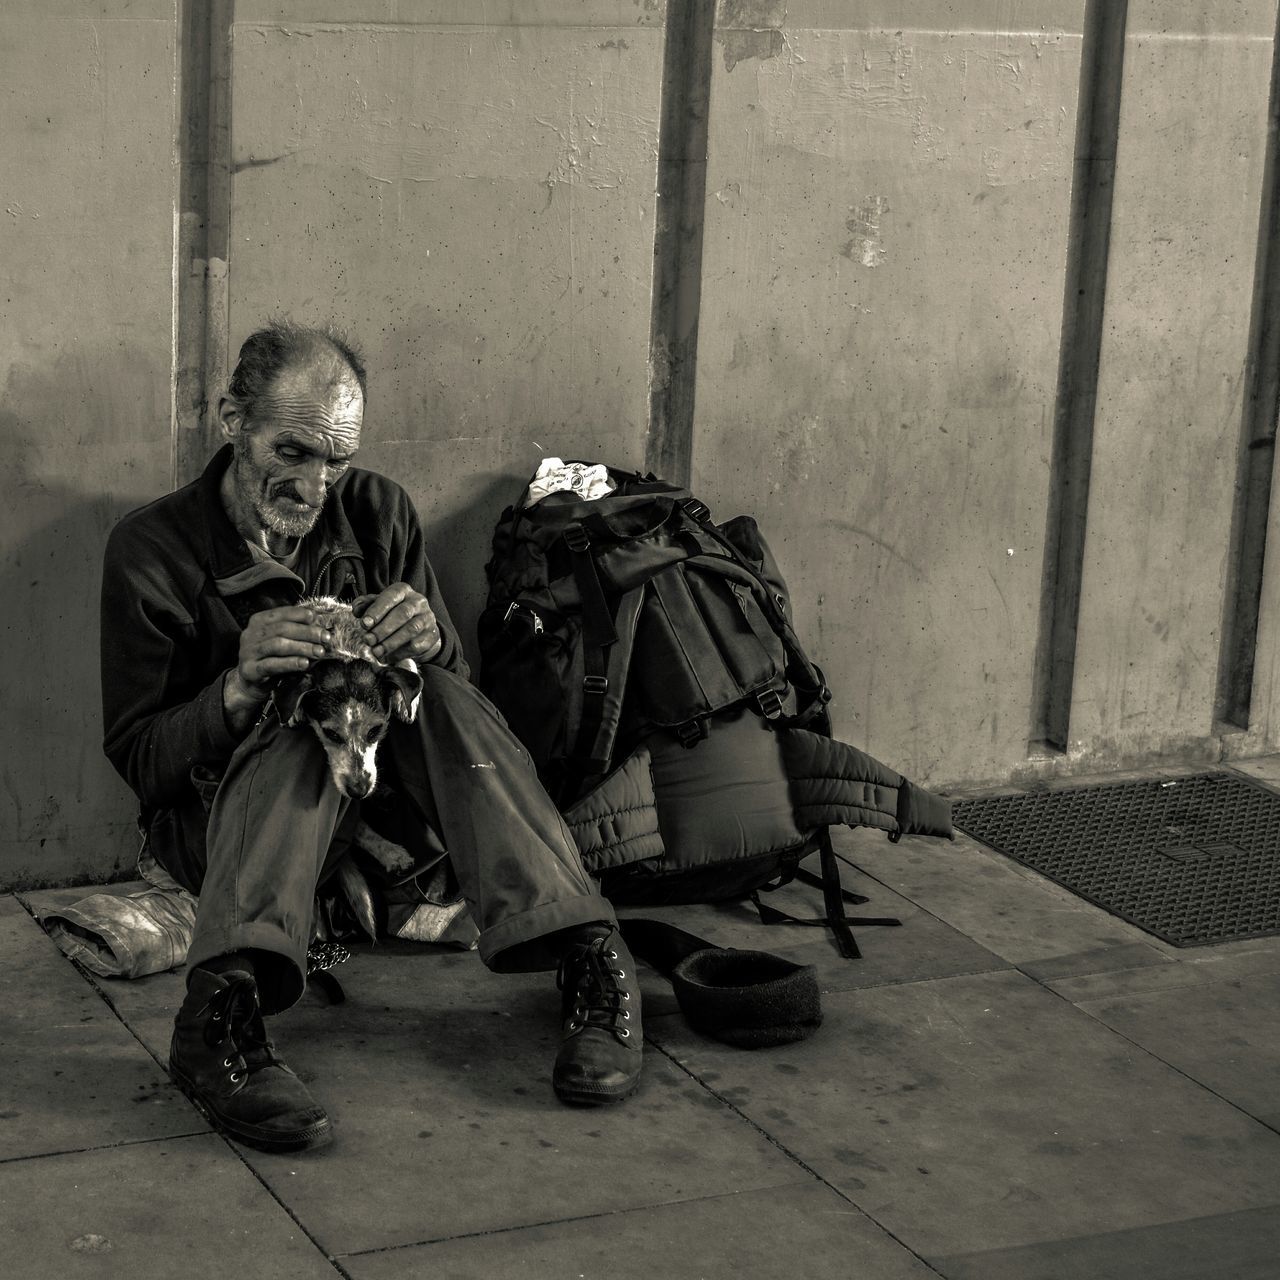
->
[951,772,1280,947]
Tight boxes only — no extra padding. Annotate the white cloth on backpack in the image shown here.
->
[525,457,616,506]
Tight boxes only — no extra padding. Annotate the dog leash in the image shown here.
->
[306,940,351,1004]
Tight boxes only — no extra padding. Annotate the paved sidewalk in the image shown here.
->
[6,759,1280,1278]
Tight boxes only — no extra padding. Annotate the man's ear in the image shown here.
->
[217,394,248,444]
[380,660,423,723]
[273,670,317,727]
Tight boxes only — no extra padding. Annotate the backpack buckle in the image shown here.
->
[755,688,785,720]
[681,498,710,523]
[583,675,609,697]
[675,719,708,748]
[563,524,591,553]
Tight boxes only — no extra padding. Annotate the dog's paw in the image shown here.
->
[353,821,416,875]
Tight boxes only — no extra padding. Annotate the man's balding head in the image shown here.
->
[227,320,367,429]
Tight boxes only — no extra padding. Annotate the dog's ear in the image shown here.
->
[380,660,423,723]
[273,670,317,727]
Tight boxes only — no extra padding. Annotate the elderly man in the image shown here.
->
[100,321,641,1152]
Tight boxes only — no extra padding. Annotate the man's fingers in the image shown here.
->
[247,654,314,682]
[376,616,442,662]
[367,600,427,645]
[258,620,331,644]
[254,636,328,660]
[360,584,410,629]
[262,604,323,625]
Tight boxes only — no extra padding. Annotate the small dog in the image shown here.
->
[274,596,423,801]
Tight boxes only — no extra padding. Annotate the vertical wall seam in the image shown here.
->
[1215,4,1280,731]
[645,0,716,486]
[1029,0,1129,753]
[174,0,232,486]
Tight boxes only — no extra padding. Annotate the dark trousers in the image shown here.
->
[185,665,614,1012]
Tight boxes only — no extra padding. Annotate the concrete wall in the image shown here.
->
[0,3,177,887]
[1070,0,1276,765]
[226,0,667,636]
[4,1,1280,886]
[693,0,1280,787]
[693,0,1087,783]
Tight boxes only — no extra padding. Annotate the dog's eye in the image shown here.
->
[322,727,345,746]
[366,725,386,745]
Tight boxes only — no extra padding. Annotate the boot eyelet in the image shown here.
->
[619,1029,630,1038]
[222,1057,235,1068]
[606,950,618,960]
[621,991,631,1000]
[228,1071,243,1084]
[614,969,626,979]
[622,1010,631,1020]
[567,1020,580,1033]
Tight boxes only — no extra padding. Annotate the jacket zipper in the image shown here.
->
[308,550,360,596]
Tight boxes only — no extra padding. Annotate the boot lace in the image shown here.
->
[556,935,632,1040]
[202,978,283,1085]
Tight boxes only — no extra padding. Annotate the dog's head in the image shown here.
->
[275,656,422,799]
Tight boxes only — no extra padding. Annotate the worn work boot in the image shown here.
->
[169,967,332,1152]
[553,926,643,1105]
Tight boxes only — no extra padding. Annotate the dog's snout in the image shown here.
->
[342,772,376,800]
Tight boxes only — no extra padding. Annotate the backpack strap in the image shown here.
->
[564,522,617,648]
[750,830,901,959]
[569,585,644,782]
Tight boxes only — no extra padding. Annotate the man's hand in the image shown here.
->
[223,604,332,731]
[357,584,443,664]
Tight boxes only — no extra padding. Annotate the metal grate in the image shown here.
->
[951,772,1280,947]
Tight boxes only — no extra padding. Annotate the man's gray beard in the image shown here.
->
[255,497,321,540]
[231,451,322,540]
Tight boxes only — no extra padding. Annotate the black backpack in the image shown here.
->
[477,464,952,958]
[479,468,829,801]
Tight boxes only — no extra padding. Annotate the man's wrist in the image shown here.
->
[222,668,268,733]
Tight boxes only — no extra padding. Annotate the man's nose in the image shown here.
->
[295,463,329,507]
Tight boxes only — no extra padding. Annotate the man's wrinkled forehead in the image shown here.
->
[249,359,364,443]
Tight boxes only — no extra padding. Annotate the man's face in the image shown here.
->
[228,364,364,541]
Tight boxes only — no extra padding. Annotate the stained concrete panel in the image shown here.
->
[0,1135,337,1280]
[619,848,1008,1010]
[226,9,665,646]
[0,898,205,1162]
[0,14,177,888]
[99,944,809,1256]
[1069,6,1277,759]
[1077,970,1280,1132]
[852,824,1161,966]
[342,1182,938,1279]
[691,5,1086,788]
[934,1206,1280,1280]
[647,968,1280,1259]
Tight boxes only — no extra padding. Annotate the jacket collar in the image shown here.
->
[197,445,364,596]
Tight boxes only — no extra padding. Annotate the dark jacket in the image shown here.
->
[100,446,465,869]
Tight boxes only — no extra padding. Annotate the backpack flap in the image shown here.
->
[629,562,788,733]
[680,509,833,736]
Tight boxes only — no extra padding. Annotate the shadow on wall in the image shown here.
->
[0,344,170,888]
[414,470,522,668]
